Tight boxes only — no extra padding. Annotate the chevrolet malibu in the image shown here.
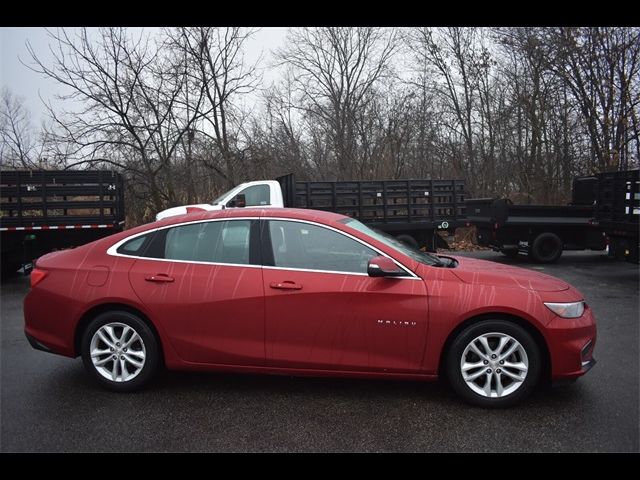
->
[24,208,596,407]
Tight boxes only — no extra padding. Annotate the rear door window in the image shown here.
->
[162,220,252,265]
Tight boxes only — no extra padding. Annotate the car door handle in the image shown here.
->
[145,274,175,283]
[269,281,302,290]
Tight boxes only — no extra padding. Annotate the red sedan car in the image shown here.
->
[24,208,596,407]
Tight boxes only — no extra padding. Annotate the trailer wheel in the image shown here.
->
[530,233,563,263]
[1,252,22,277]
[396,234,419,250]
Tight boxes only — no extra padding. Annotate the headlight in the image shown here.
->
[544,301,585,318]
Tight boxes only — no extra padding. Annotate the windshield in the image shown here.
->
[340,218,444,267]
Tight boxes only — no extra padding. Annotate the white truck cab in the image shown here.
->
[155,180,285,221]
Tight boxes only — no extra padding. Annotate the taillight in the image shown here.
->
[30,268,48,288]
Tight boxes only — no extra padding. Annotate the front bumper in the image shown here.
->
[581,357,597,373]
[546,305,597,380]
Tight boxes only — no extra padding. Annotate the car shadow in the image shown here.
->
[37,359,590,413]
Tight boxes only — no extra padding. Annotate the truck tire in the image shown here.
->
[1,252,22,277]
[530,233,563,263]
[396,234,419,250]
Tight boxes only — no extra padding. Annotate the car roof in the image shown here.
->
[155,207,350,228]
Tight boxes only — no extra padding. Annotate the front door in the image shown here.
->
[262,219,429,373]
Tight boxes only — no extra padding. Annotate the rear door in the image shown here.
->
[125,218,265,366]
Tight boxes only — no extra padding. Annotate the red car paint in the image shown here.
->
[24,208,596,383]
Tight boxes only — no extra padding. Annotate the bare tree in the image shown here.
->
[17,27,640,224]
[277,27,397,180]
[170,27,260,188]
[405,28,482,183]
[0,87,38,168]
[26,27,206,216]
[542,27,640,172]
[247,70,307,178]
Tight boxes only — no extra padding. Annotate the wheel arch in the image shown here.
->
[438,312,551,384]
[74,303,166,368]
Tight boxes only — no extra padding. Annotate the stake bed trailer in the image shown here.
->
[0,170,125,274]
[276,174,466,250]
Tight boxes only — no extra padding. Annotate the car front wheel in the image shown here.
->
[81,311,159,392]
[446,320,541,408]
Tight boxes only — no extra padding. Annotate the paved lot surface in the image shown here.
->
[1,250,638,452]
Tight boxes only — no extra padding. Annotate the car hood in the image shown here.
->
[446,256,570,292]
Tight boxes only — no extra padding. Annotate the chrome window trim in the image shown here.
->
[265,217,421,280]
[106,215,421,279]
[262,265,369,277]
[106,217,260,268]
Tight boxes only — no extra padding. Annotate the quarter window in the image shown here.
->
[268,220,376,274]
[116,234,150,256]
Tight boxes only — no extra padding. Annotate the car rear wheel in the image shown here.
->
[81,311,159,392]
[446,320,541,408]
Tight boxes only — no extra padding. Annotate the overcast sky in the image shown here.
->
[0,27,289,126]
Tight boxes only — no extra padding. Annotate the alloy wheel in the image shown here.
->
[460,332,529,398]
[89,322,146,382]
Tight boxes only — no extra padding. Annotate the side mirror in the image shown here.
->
[367,255,406,278]
[228,193,246,208]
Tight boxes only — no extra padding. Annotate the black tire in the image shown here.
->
[446,320,541,408]
[501,249,519,258]
[396,234,419,250]
[81,310,159,392]
[530,232,563,263]
[1,252,22,277]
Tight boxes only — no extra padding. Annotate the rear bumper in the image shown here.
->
[24,329,71,357]
[24,331,55,353]
[24,289,77,358]
[25,331,53,353]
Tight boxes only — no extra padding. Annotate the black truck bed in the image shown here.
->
[465,196,605,263]
[465,198,595,228]
[1,169,124,228]
[277,174,466,230]
[593,169,639,262]
[594,169,639,233]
